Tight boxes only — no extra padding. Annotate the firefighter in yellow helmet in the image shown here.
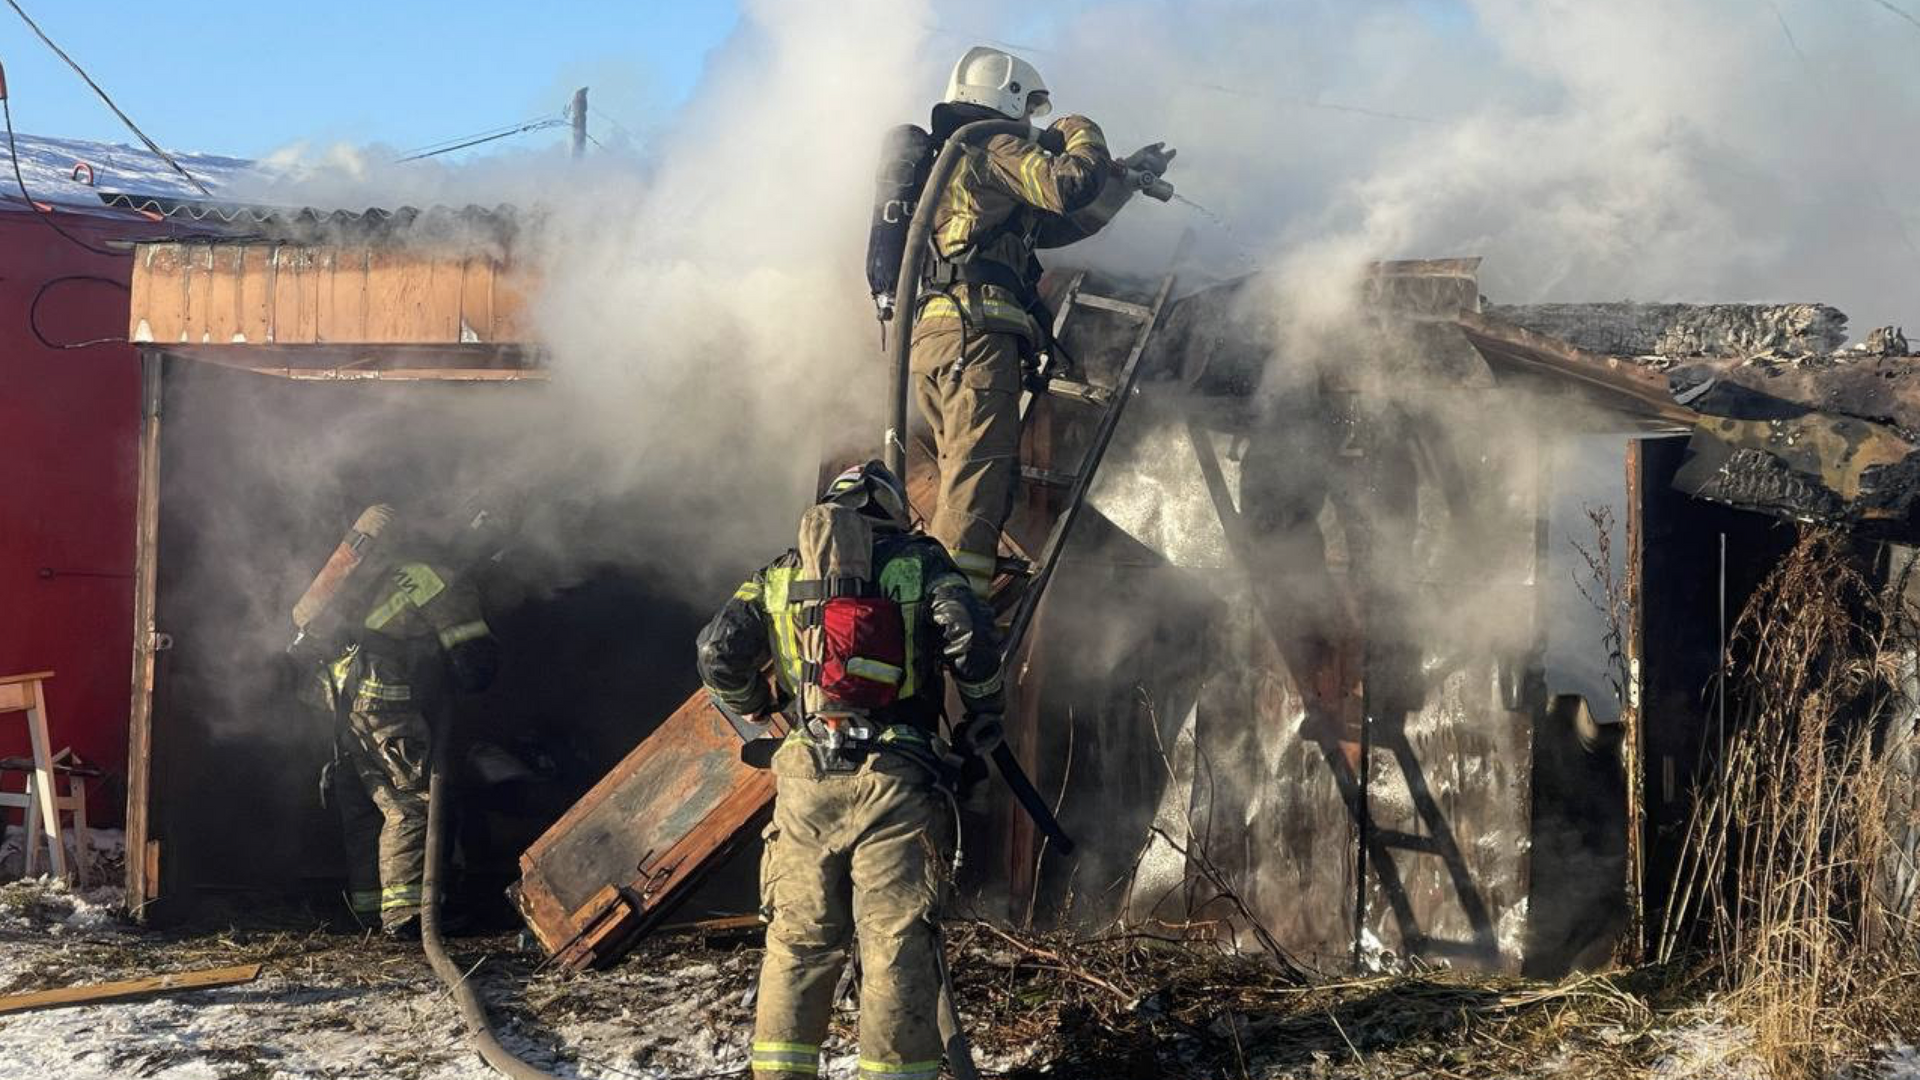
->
[910,46,1174,595]
[304,503,505,935]
[696,461,1005,1080]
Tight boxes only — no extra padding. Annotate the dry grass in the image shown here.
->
[1659,528,1920,1078]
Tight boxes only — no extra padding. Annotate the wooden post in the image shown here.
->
[572,88,588,160]
[124,351,164,916]
[24,679,66,880]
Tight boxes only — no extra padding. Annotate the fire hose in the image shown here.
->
[420,713,565,1080]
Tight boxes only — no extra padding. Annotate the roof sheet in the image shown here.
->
[2,131,253,214]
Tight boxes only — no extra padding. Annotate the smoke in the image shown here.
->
[156,0,1920,933]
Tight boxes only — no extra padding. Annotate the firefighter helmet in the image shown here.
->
[944,46,1051,122]
[823,460,911,529]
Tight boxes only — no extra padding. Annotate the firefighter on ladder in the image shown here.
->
[908,46,1175,595]
[300,503,505,936]
[695,461,1005,1080]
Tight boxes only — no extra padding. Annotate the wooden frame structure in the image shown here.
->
[119,238,543,915]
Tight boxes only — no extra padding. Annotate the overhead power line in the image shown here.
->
[394,113,570,162]
[3,0,211,195]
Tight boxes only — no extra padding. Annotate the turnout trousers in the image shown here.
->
[910,322,1024,596]
[750,739,949,1080]
[329,657,430,930]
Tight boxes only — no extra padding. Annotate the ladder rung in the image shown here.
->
[1073,293,1153,320]
[1020,465,1078,490]
[1040,377,1110,407]
[1370,828,1440,854]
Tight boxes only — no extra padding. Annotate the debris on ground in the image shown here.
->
[2,871,1914,1080]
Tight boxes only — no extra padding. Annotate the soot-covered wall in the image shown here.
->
[145,359,706,923]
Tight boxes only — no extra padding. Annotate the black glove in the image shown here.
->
[1121,142,1176,177]
[447,637,502,695]
[953,714,1005,757]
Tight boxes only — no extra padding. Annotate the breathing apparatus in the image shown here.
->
[289,503,394,655]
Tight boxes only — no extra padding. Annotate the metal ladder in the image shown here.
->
[998,272,1176,660]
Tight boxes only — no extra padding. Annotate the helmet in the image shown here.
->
[944,46,1051,122]
[823,460,911,529]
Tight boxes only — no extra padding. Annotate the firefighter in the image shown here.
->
[910,46,1175,595]
[696,461,1004,1080]
[309,507,504,935]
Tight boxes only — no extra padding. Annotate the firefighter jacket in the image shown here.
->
[917,113,1129,343]
[696,530,1005,727]
[319,555,500,712]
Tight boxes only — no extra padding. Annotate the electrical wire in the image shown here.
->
[396,114,569,162]
[3,94,122,257]
[3,0,211,196]
[29,274,129,349]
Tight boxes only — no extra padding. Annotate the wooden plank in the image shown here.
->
[326,247,370,343]
[491,265,530,342]
[178,245,212,345]
[0,964,261,1015]
[511,689,782,969]
[237,245,274,345]
[203,246,245,345]
[459,258,495,343]
[424,256,464,343]
[127,245,155,343]
[123,353,163,917]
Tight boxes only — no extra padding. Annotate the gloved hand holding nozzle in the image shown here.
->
[1121,141,1177,201]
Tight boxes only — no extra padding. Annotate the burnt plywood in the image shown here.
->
[128,242,532,347]
[511,691,781,970]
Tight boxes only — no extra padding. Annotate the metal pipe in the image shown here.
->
[884,119,1033,474]
[422,717,564,1080]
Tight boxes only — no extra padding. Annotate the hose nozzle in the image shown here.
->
[1125,167,1175,202]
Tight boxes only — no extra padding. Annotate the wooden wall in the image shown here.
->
[128,243,531,347]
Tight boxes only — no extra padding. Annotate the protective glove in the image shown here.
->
[1121,141,1177,177]
[447,637,502,694]
[952,713,1006,757]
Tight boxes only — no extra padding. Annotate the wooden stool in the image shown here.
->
[0,672,66,881]
[1,749,101,886]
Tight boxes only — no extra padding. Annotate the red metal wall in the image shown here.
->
[0,210,155,822]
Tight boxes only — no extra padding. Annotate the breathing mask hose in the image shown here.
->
[421,711,565,1080]
[884,119,1034,475]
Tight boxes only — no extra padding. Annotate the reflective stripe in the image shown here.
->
[380,883,422,910]
[762,567,803,693]
[956,667,1004,698]
[436,619,490,649]
[950,550,997,574]
[751,1041,821,1074]
[752,1043,819,1056]
[347,889,381,914]
[1065,129,1100,152]
[357,678,411,702]
[845,656,904,686]
[365,562,448,630]
[918,293,1034,330]
[734,579,764,602]
[858,1060,941,1080]
[1019,148,1053,208]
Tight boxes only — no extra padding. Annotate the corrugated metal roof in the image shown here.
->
[96,193,521,245]
[3,131,254,214]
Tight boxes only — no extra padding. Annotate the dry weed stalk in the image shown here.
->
[1660,529,1920,1079]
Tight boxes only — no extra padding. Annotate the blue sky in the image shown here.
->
[0,1,742,159]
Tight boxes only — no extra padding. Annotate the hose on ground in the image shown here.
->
[421,718,565,1080]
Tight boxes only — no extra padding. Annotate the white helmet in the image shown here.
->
[944,46,1051,121]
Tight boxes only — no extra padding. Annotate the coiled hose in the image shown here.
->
[421,720,565,1080]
